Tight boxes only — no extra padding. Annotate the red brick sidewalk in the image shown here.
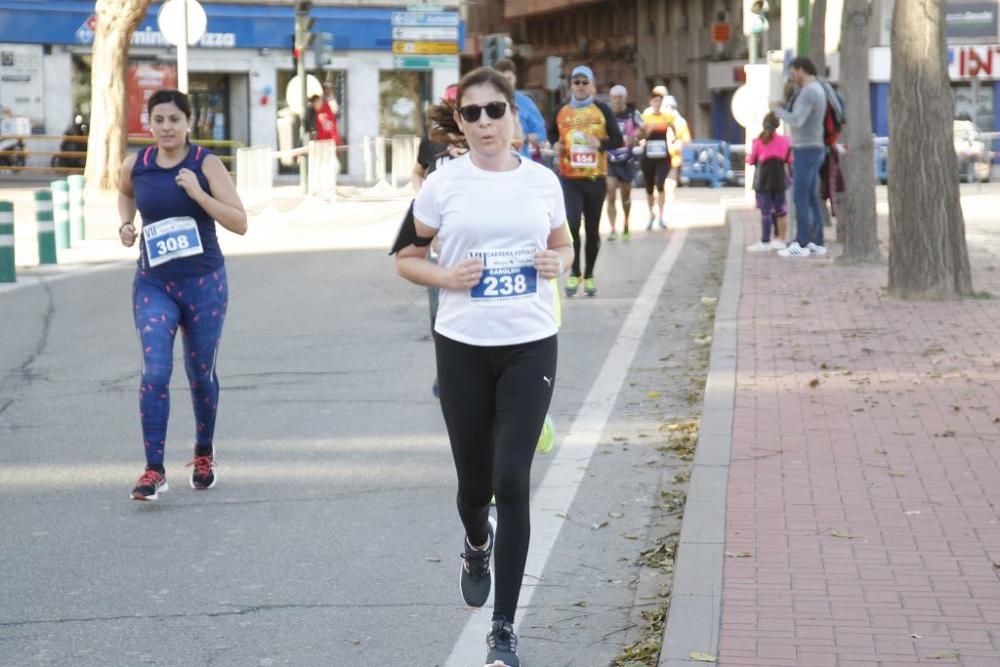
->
[720,210,1000,666]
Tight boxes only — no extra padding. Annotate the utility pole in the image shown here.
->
[295,0,315,192]
[797,0,810,55]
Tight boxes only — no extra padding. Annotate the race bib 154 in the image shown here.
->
[569,144,598,169]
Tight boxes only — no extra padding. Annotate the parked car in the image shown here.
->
[873,121,993,184]
[953,119,992,183]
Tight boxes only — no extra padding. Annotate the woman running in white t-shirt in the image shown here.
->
[394,67,573,667]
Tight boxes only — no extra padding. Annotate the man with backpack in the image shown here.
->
[773,56,829,258]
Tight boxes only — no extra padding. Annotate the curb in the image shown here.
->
[658,206,748,665]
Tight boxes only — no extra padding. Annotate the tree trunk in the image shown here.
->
[809,0,827,76]
[837,0,882,264]
[888,0,972,299]
[84,0,152,192]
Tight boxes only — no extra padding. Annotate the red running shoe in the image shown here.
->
[130,468,168,501]
[188,453,217,490]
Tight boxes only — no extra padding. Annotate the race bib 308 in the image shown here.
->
[143,216,204,267]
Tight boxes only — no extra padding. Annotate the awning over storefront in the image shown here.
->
[0,1,461,51]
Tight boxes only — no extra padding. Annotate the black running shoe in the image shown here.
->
[460,515,496,607]
[485,618,520,667]
[187,453,216,490]
[130,467,168,501]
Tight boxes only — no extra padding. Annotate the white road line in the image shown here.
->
[444,228,689,666]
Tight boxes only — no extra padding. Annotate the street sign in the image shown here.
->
[158,0,207,46]
[711,21,732,44]
[393,41,459,55]
[392,25,458,41]
[391,11,459,26]
[394,55,458,69]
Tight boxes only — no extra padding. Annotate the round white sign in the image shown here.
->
[158,0,208,47]
[731,85,752,128]
[284,75,325,114]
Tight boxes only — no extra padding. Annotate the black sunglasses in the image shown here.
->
[571,78,590,85]
[458,101,508,122]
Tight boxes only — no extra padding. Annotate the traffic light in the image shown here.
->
[742,0,769,35]
[482,33,513,68]
[314,32,333,69]
[295,0,315,54]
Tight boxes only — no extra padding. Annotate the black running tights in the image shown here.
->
[561,176,606,278]
[435,333,557,622]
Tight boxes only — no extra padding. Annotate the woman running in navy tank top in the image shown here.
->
[118,89,247,501]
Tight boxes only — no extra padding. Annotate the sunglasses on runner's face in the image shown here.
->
[458,101,508,122]
[571,78,590,85]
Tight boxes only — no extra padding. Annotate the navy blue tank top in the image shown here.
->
[132,144,224,278]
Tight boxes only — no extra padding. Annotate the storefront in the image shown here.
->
[869,44,1000,137]
[0,1,462,178]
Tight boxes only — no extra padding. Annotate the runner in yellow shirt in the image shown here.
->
[640,86,677,230]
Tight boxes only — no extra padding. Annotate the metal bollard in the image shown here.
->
[0,201,14,282]
[67,174,86,244]
[35,190,57,265]
[50,180,70,249]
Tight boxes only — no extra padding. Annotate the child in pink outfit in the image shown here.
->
[746,112,792,251]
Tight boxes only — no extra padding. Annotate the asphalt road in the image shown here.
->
[0,189,731,667]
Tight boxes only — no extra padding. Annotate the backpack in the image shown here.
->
[817,78,845,146]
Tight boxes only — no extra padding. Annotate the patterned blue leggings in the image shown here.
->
[133,267,228,466]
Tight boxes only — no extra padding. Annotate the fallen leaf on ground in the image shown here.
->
[726,551,753,558]
[809,378,820,388]
[646,390,662,399]
[609,512,625,518]
[889,471,907,477]
[910,633,923,639]
[927,650,960,659]
[573,600,589,607]
[904,510,922,516]
[688,652,718,662]
[612,435,628,442]
[425,556,440,563]
[831,530,854,539]
[591,521,609,530]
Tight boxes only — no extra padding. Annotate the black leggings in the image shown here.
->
[561,176,606,278]
[641,157,671,194]
[435,333,557,622]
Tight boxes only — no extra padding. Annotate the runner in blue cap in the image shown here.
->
[548,65,623,297]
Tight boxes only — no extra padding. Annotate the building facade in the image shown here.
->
[0,0,463,178]
[466,0,783,139]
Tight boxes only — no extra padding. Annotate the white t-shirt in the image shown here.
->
[413,153,567,346]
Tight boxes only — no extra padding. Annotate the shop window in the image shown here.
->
[952,81,994,130]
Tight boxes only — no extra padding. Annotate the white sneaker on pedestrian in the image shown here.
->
[770,238,786,250]
[778,242,811,258]
[746,241,771,252]
[807,242,828,256]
